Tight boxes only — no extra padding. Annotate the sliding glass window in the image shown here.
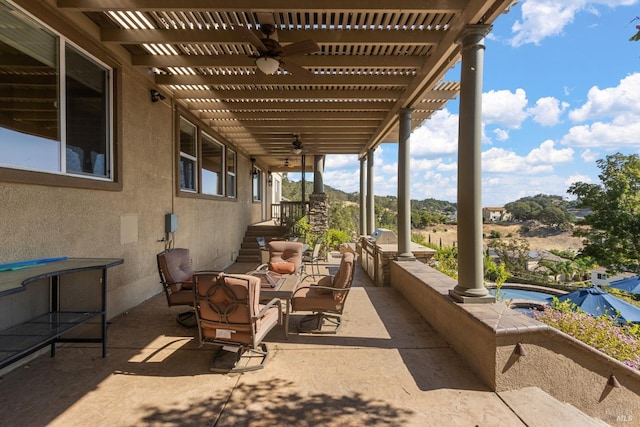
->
[0,0,112,180]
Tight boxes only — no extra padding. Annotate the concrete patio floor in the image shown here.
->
[0,254,608,426]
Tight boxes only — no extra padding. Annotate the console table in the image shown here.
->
[0,258,123,369]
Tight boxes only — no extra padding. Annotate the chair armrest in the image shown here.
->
[292,284,351,297]
[255,298,283,323]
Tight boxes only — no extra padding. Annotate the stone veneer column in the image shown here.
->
[309,155,328,236]
[450,25,495,303]
[397,108,415,261]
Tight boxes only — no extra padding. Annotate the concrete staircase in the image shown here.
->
[236,223,288,263]
[498,387,611,426]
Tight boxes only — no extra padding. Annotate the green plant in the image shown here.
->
[534,298,640,370]
[434,246,458,279]
[325,229,350,251]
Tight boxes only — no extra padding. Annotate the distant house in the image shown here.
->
[590,267,636,287]
[483,206,511,222]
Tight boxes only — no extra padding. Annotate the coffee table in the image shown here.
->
[249,271,302,338]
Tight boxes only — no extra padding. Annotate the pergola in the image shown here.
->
[52,0,516,300]
[57,0,515,172]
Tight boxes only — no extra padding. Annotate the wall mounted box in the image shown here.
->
[165,213,177,233]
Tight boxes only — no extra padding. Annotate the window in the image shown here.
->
[178,115,236,199]
[0,0,112,180]
[252,168,262,202]
[226,149,236,198]
[179,118,197,191]
[201,132,223,196]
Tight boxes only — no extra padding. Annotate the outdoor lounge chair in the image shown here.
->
[192,272,281,373]
[255,240,305,275]
[156,248,196,327]
[291,251,356,334]
[302,237,323,275]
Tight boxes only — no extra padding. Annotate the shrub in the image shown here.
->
[325,229,350,251]
[533,298,640,370]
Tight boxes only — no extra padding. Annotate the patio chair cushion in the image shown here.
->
[312,276,333,294]
[157,248,194,292]
[268,241,303,272]
[331,252,354,301]
[269,261,296,274]
[292,286,344,312]
[197,274,280,346]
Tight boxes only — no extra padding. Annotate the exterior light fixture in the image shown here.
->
[267,171,273,186]
[250,157,258,177]
[150,89,165,102]
[255,57,280,75]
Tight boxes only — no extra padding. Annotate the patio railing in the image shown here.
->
[271,201,309,236]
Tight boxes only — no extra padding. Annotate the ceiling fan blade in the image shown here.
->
[281,39,320,57]
[237,25,268,52]
[280,59,315,82]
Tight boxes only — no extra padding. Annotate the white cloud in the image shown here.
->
[509,0,638,47]
[323,168,361,193]
[528,97,569,126]
[410,110,459,155]
[565,174,593,187]
[526,140,574,164]
[324,154,360,169]
[560,73,640,149]
[482,139,573,174]
[569,73,640,122]
[561,120,640,148]
[482,88,528,129]
[493,128,510,141]
[580,149,599,162]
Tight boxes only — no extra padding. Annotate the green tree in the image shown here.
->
[538,205,572,229]
[568,153,640,274]
[487,238,530,276]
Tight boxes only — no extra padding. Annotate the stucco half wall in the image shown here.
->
[390,260,640,424]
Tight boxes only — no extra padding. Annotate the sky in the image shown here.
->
[297,0,640,207]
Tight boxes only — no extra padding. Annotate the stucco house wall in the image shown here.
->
[0,2,265,329]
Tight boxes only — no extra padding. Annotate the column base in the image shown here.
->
[449,289,496,304]
[395,253,416,261]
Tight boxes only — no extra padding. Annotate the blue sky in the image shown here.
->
[302,0,640,207]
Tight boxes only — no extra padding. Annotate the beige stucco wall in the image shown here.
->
[389,261,640,424]
[0,3,265,329]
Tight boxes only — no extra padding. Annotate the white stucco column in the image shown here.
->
[366,149,375,235]
[450,25,495,303]
[397,108,415,260]
[359,157,367,236]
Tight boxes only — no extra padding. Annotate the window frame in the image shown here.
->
[0,0,120,190]
[176,111,237,200]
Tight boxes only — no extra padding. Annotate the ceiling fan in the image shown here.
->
[237,13,319,82]
[291,134,304,155]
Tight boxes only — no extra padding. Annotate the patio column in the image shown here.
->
[301,155,306,207]
[396,108,415,261]
[450,25,494,303]
[359,157,367,236]
[313,155,324,193]
[309,155,328,236]
[366,149,375,235]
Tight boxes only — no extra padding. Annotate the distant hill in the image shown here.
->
[282,177,457,213]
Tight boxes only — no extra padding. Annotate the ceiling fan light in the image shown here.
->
[291,148,302,155]
[255,57,279,75]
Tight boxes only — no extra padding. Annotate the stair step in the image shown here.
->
[498,387,609,427]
